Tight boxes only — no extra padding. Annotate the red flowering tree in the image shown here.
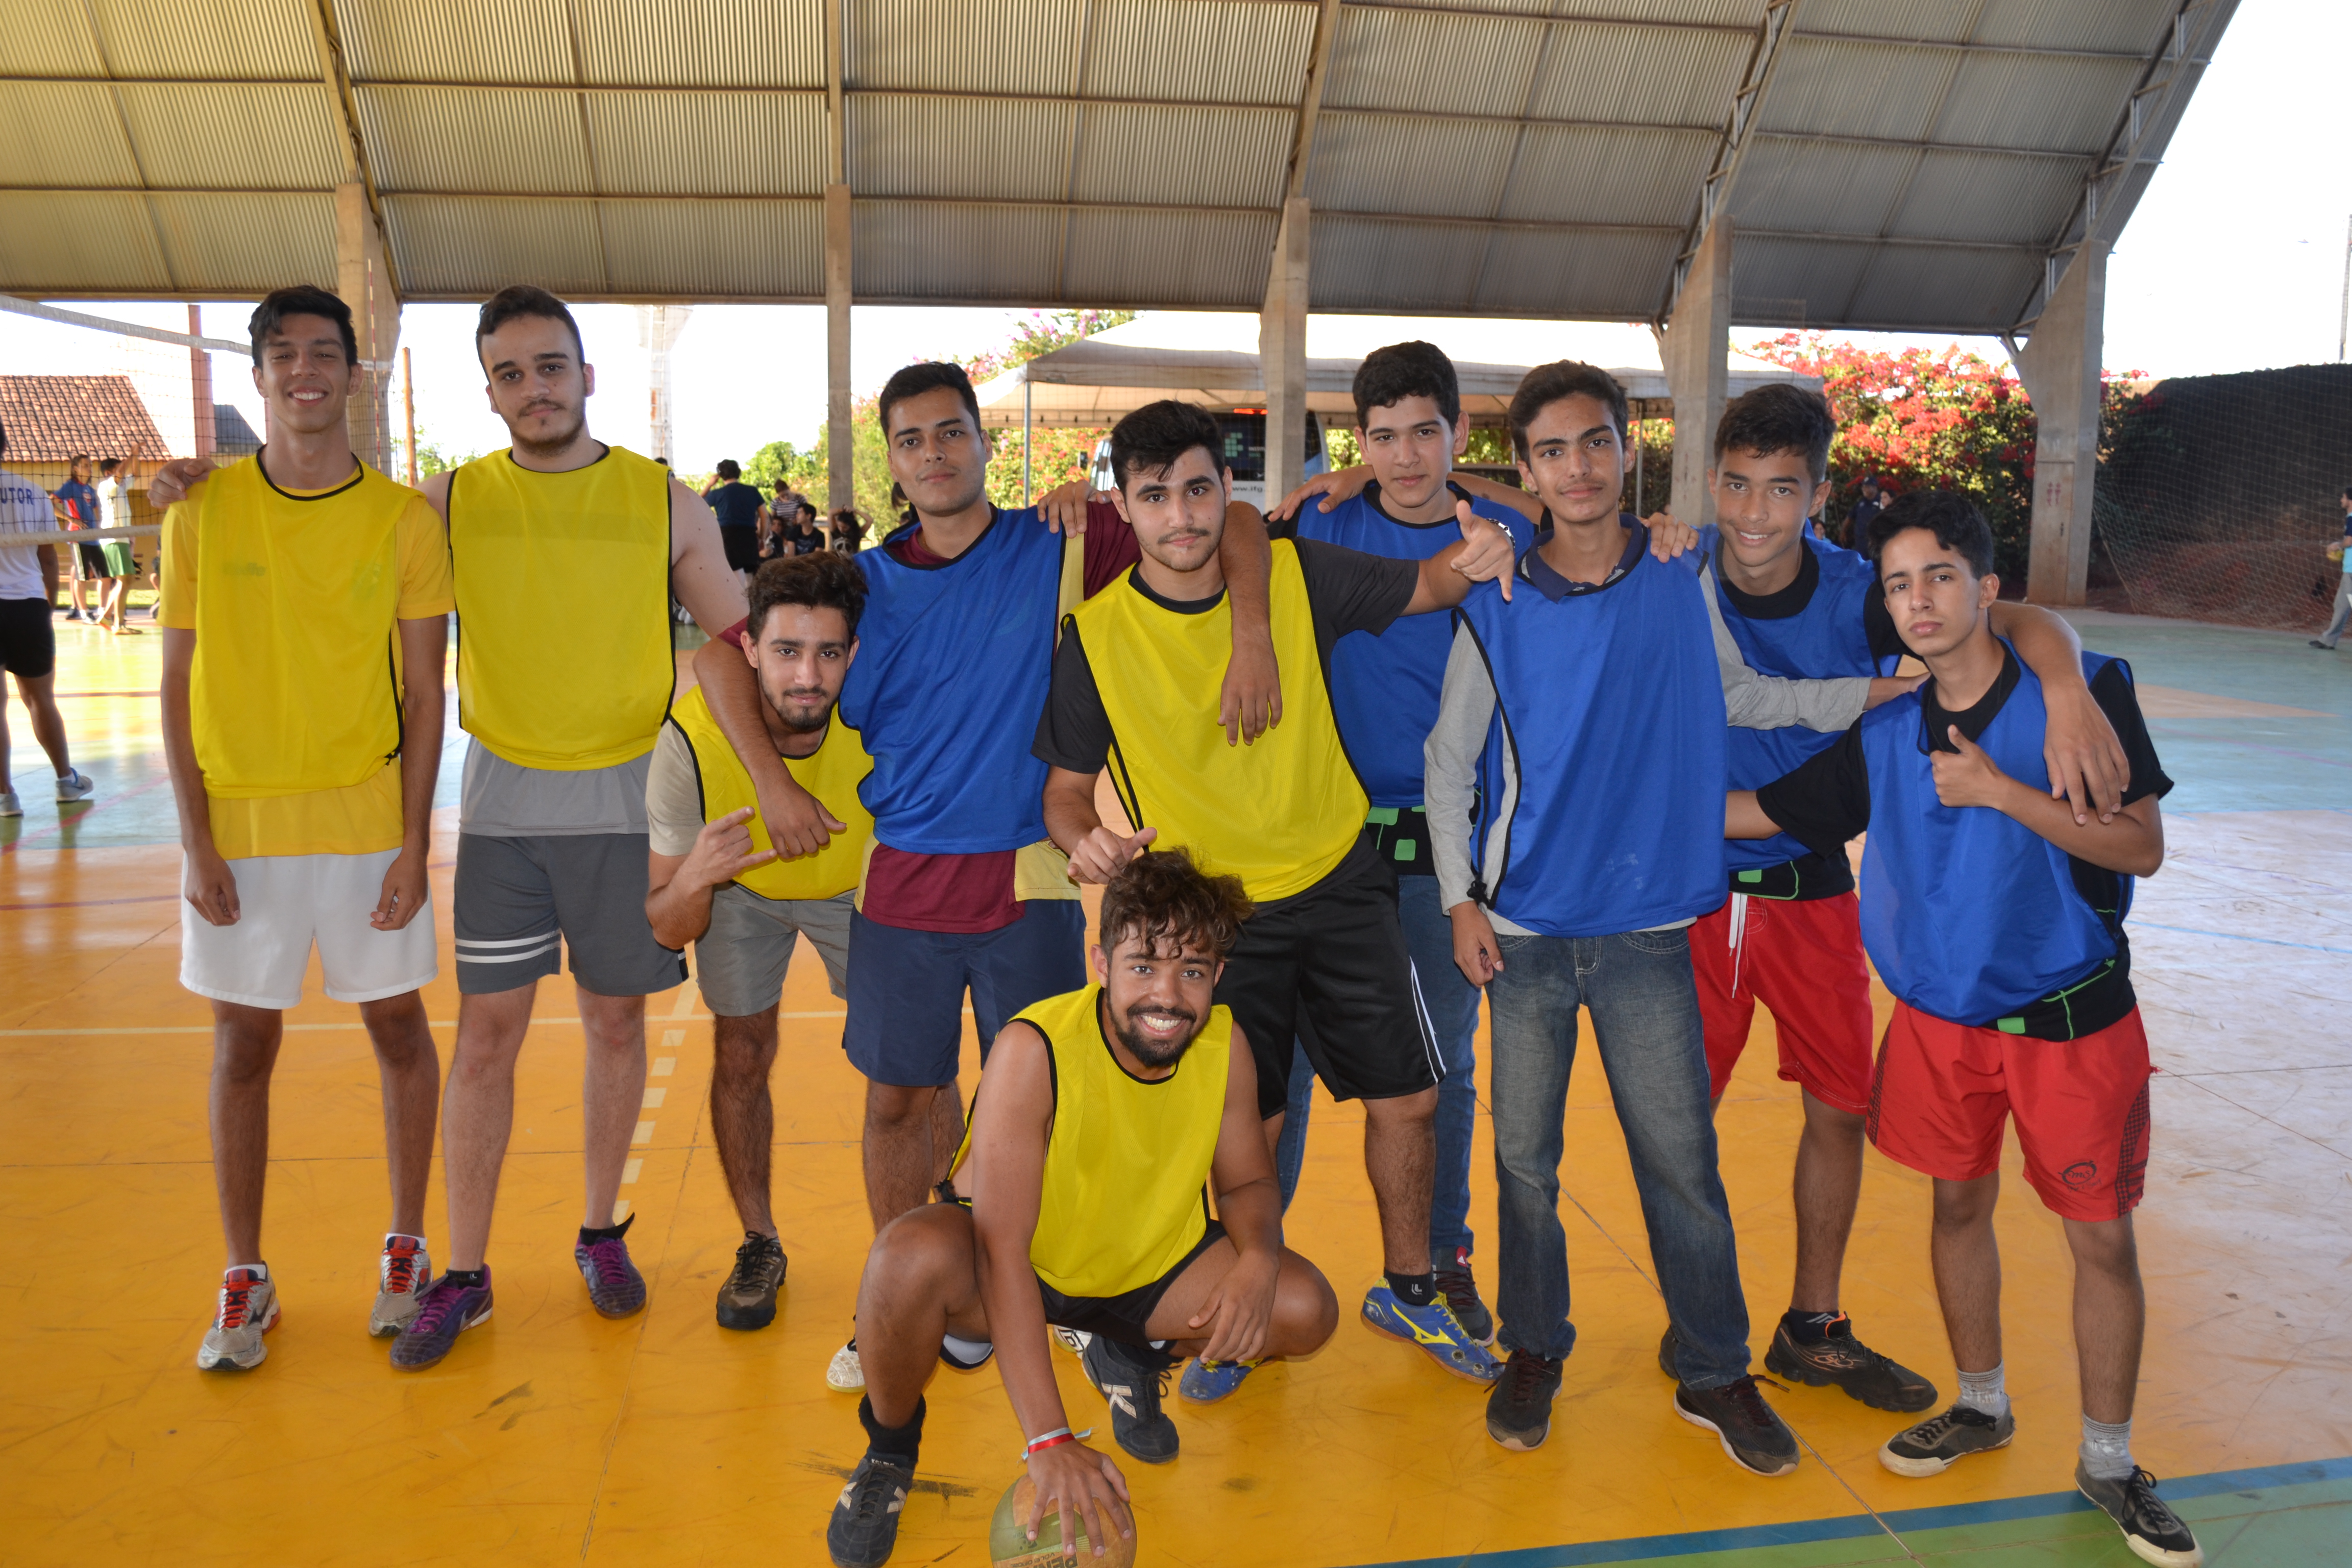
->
[1743,333,2148,593]
[1744,333,2037,580]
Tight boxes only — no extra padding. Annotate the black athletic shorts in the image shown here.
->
[1215,835,1439,1118]
[720,526,761,573]
[0,597,56,679]
[1038,1218,1228,1346]
[74,542,108,577]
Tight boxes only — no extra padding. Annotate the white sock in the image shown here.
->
[941,1332,992,1362]
[1955,1362,2008,1418]
[2081,1414,2134,1480]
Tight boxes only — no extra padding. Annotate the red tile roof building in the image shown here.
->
[0,376,169,463]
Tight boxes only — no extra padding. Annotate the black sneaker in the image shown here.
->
[827,1452,913,1567]
[1484,1349,1563,1451]
[1763,1315,1938,1412]
[1878,1402,2016,1476]
[716,1232,788,1330]
[1081,1334,1178,1463]
[1434,1249,1497,1346]
[2077,1461,2204,1566]
[1673,1376,1800,1477]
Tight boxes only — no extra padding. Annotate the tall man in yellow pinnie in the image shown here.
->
[161,285,452,1373]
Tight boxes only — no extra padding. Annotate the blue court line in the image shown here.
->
[1344,1455,2352,1567]
[2132,921,2352,957]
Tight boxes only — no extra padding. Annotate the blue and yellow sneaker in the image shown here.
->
[1179,1356,1259,1403]
[1361,1284,1503,1382]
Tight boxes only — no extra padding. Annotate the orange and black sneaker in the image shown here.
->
[1764,1312,1938,1412]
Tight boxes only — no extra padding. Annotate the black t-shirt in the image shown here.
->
[1755,648,2172,919]
[708,481,764,530]
[1034,537,1417,775]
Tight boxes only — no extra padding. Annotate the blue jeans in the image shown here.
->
[1275,876,1481,1261]
[1485,926,1751,1388]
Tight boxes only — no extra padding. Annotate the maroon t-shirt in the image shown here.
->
[719,501,1141,933]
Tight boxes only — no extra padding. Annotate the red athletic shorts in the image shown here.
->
[1868,1001,2153,1222]
[1692,892,1875,1115]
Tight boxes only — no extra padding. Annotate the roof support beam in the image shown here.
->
[1262,196,1312,500]
[825,0,852,512]
[1282,0,1344,201]
[2013,0,2237,333]
[2016,244,2105,605]
[306,0,398,297]
[1655,0,1795,330]
[336,183,401,471]
[1661,215,1731,528]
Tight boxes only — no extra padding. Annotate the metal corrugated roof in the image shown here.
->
[0,0,2234,334]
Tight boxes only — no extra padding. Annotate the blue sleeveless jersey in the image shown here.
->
[1294,485,1533,807]
[1703,528,1900,876]
[1460,543,1727,937]
[841,509,1061,853]
[1857,648,2134,1025]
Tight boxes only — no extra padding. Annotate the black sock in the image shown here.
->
[578,1213,636,1247]
[443,1267,487,1289]
[1781,1309,1846,1344]
[1385,1269,1437,1308]
[859,1394,925,1465]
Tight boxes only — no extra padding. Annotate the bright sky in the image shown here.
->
[4,0,2342,472]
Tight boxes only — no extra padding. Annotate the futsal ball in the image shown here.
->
[989,1474,1137,1567]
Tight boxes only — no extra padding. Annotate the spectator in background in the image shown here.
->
[1,418,96,816]
[703,459,767,591]
[95,458,140,635]
[1846,475,1883,549]
[2311,482,2352,651]
[831,507,866,554]
[785,502,825,556]
[53,454,102,623]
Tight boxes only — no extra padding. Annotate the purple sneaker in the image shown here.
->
[390,1269,493,1370]
[576,1222,647,1318]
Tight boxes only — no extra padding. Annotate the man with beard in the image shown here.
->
[824,849,1337,1568]
[691,361,1281,1395]
[644,551,874,1331]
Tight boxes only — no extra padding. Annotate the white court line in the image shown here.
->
[642,1087,667,1108]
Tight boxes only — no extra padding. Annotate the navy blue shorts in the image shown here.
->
[843,900,1086,1087]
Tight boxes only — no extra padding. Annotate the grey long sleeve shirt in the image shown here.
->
[1424,553,1871,933]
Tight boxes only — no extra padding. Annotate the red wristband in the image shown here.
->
[1023,1429,1077,1459]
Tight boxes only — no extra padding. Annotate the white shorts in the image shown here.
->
[180,848,439,1010]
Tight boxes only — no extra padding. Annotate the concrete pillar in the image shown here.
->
[825,183,854,513]
[334,182,400,473]
[1260,195,1310,502]
[1661,216,1732,527]
[187,303,216,461]
[2016,247,2106,606]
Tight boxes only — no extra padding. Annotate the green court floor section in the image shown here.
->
[1362,1458,2352,1566]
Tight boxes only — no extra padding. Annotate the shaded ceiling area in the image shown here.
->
[0,0,2229,333]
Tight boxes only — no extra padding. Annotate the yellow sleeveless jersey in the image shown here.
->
[954,985,1230,1299]
[449,447,675,770]
[178,458,424,799]
[666,682,874,901]
[1068,540,1367,901]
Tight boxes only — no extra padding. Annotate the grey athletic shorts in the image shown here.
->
[454,832,687,997]
[696,885,853,1017]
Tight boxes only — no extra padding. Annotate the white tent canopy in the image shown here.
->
[973,335,1821,428]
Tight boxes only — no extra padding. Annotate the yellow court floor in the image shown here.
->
[3,611,2348,1567]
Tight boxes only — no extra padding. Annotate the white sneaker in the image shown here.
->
[0,791,20,818]
[370,1234,433,1337]
[55,770,94,803]
[197,1266,279,1371]
[826,1337,865,1392]
[1052,1326,1094,1357]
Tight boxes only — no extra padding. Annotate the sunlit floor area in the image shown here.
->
[4,609,2346,1566]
